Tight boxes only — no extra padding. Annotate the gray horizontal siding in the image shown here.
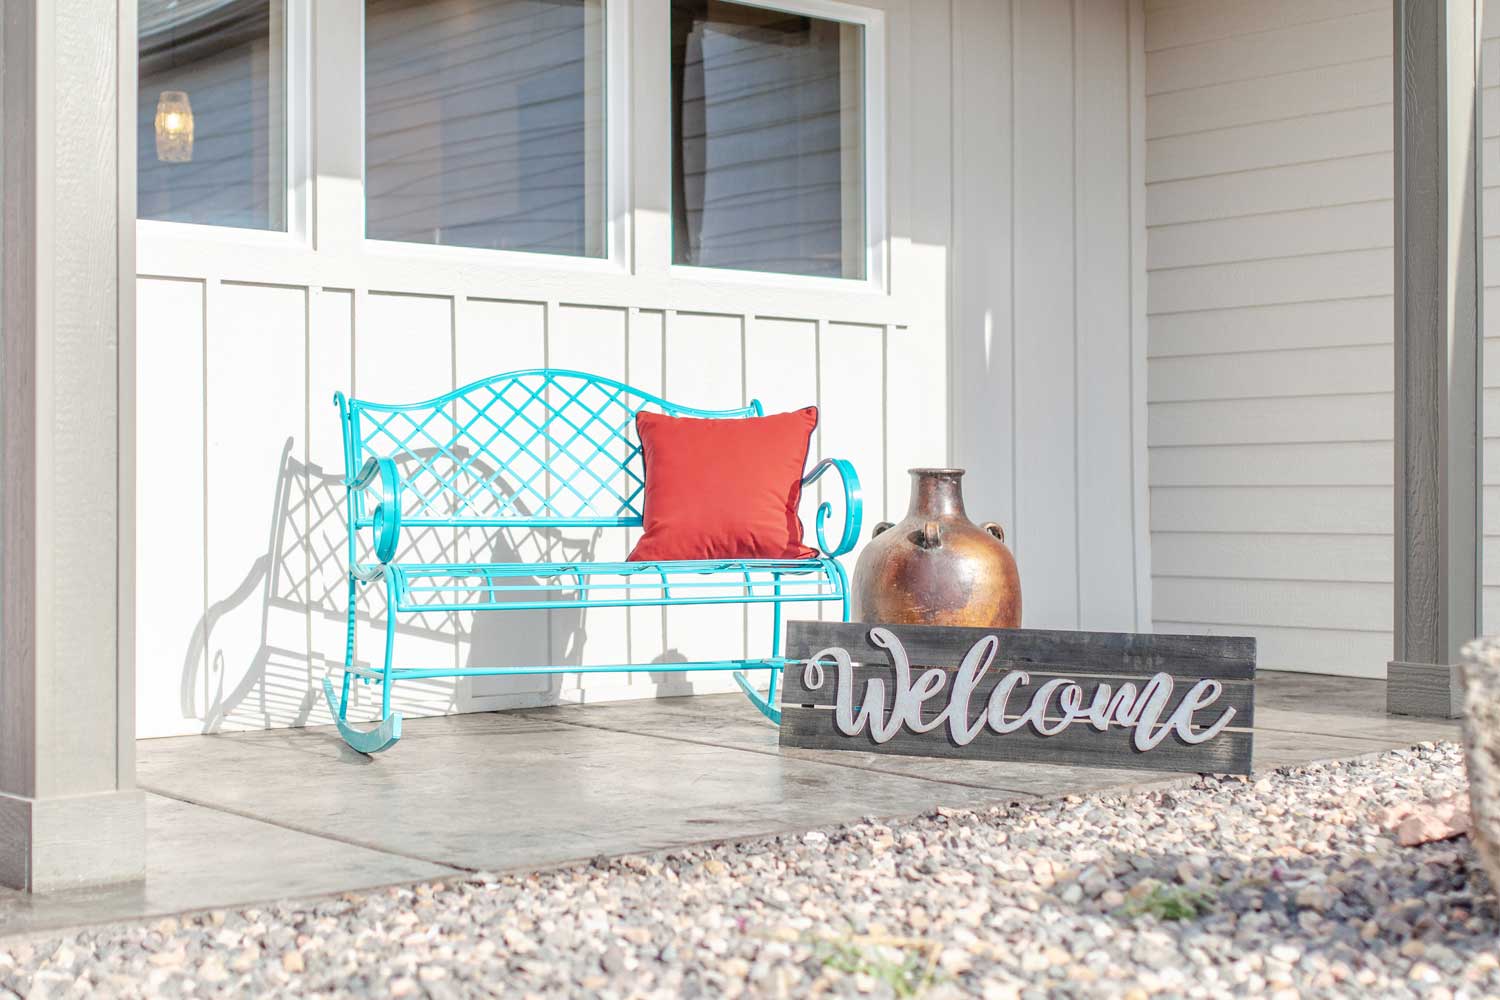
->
[1144,0,1397,678]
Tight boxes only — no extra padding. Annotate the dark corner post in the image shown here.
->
[0,0,145,890]
[1390,0,1484,718]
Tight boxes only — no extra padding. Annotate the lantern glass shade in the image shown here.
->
[138,0,285,229]
[154,91,194,162]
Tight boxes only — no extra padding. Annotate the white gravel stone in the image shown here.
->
[0,743,1492,998]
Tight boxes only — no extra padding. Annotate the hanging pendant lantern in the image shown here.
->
[154,90,194,162]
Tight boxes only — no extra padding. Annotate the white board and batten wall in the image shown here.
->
[949,0,1152,637]
[134,0,1148,738]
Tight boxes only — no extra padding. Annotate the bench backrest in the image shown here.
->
[336,368,760,529]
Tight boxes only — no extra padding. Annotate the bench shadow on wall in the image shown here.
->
[179,440,699,734]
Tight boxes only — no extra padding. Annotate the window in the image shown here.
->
[364,0,608,257]
[138,0,287,231]
[671,0,866,279]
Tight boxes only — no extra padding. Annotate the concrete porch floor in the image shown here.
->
[0,671,1462,938]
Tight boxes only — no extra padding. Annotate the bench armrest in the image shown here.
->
[350,456,403,566]
[802,458,863,558]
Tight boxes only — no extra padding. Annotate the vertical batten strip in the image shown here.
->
[350,288,367,401]
[814,318,828,621]
[348,287,366,673]
[1008,0,1021,560]
[201,278,218,709]
[740,313,750,646]
[881,323,891,522]
[117,0,140,789]
[661,309,676,397]
[740,314,750,409]
[543,300,559,671]
[301,286,315,696]
[625,307,639,662]
[450,295,463,679]
[946,0,962,469]
[1071,0,1085,630]
[1128,0,1151,632]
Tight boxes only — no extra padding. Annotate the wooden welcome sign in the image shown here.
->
[779,622,1255,775]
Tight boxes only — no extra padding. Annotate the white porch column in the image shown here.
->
[0,1,143,889]
[1389,0,1485,717]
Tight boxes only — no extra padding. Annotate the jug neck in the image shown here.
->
[907,468,967,519]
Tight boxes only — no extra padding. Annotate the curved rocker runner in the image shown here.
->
[324,369,861,753]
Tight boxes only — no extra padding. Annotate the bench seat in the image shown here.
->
[386,557,843,614]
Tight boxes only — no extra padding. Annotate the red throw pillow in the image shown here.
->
[628,407,820,562]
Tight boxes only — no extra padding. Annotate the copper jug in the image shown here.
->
[851,468,1021,627]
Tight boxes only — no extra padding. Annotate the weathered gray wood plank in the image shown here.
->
[779,622,1256,775]
[782,660,1255,729]
[781,707,1252,774]
[784,620,1254,678]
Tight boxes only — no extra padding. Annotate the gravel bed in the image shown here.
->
[1,742,1494,999]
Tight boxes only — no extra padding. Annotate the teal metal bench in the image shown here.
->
[325,369,862,753]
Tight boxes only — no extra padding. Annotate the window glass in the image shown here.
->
[365,0,607,257]
[672,0,865,279]
[138,0,287,230]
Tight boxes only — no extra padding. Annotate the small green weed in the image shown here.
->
[1123,884,1216,921]
[812,936,940,998]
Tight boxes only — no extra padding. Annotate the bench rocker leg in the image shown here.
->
[732,564,852,726]
[324,575,403,754]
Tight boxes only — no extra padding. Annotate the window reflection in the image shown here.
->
[672,0,865,279]
[138,0,286,231]
[365,0,607,257]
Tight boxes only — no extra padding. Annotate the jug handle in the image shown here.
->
[917,521,941,549]
[982,521,1005,544]
[871,521,894,538]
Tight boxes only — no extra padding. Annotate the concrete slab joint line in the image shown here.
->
[136,784,474,876]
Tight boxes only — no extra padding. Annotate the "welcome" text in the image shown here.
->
[801,627,1237,751]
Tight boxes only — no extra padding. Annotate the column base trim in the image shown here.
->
[0,788,145,892]
[1387,660,1464,719]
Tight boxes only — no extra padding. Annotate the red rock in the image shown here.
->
[1392,794,1471,847]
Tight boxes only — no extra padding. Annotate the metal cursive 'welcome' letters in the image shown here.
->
[778,622,1255,774]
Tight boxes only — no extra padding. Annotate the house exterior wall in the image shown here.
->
[949,0,1151,634]
[1144,0,1498,677]
[1144,0,1398,678]
[134,0,1146,739]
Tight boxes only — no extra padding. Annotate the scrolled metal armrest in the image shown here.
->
[801,458,863,558]
[349,456,403,565]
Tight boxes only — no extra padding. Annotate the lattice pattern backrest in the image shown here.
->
[344,370,755,525]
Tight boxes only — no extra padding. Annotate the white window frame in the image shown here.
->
[136,0,894,308]
[664,0,888,294]
[135,0,314,248]
[357,0,632,275]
